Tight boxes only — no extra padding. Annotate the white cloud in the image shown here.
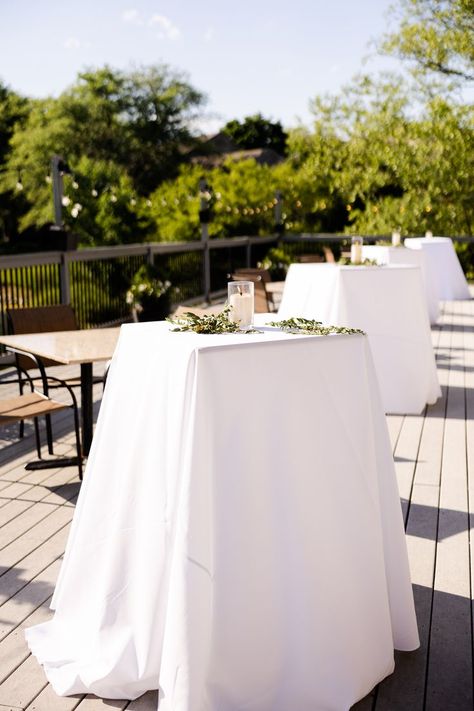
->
[203,27,214,42]
[64,37,81,50]
[149,14,181,40]
[122,9,143,25]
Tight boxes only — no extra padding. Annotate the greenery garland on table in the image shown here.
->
[338,258,380,266]
[268,317,365,336]
[167,309,364,336]
[167,306,261,334]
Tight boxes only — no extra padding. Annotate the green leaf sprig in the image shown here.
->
[268,317,365,336]
[338,257,380,266]
[167,305,261,334]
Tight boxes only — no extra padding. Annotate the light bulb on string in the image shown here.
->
[15,172,23,191]
[91,188,98,197]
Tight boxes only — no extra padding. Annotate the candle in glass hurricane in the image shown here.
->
[425,230,433,239]
[228,281,254,329]
[392,230,401,246]
[350,236,363,264]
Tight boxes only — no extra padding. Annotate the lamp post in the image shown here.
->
[51,155,71,227]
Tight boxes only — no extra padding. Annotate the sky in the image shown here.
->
[0,0,401,131]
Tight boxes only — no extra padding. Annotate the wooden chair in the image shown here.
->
[229,274,272,313]
[296,253,325,263]
[7,305,103,449]
[0,353,83,479]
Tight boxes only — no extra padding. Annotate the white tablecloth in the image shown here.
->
[26,322,419,711]
[278,263,440,414]
[404,236,471,301]
[362,245,439,323]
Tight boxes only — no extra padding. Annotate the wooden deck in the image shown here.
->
[0,297,473,710]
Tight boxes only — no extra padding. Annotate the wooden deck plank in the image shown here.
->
[125,691,159,710]
[370,318,450,711]
[0,500,34,529]
[0,525,70,605]
[0,507,73,573]
[0,558,61,642]
[0,653,48,708]
[24,684,83,711]
[424,303,473,710]
[0,503,62,552]
[0,599,53,685]
[75,697,128,709]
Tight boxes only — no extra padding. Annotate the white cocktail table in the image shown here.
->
[26,322,419,711]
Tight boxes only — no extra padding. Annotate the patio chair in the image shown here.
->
[0,352,83,479]
[229,273,272,313]
[7,305,103,450]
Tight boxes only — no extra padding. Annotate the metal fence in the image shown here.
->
[1,232,473,338]
[0,235,278,335]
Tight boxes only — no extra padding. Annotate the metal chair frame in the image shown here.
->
[0,348,83,479]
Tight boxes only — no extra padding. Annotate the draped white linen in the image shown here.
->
[277,263,440,415]
[404,236,471,301]
[26,323,419,711]
[362,244,439,323]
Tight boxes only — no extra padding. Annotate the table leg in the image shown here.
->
[81,362,93,456]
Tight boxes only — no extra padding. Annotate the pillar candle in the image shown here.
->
[229,292,253,328]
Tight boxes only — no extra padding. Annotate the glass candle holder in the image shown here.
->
[350,236,363,265]
[392,230,401,246]
[228,281,254,329]
[425,230,433,239]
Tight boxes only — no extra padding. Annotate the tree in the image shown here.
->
[382,0,474,85]
[299,74,474,236]
[61,65,205,193]
[222,114,288,155]
[0,82,30,241]
[0,65,205,245]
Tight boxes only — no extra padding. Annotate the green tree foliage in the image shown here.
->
[222,114,288,155]
[0,65,204,245]
[299,75,474,236]
[382,0,474,85]
[0,82,30,241]
[149,159,282,240]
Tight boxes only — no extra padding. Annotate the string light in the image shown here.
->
[91,189,98,197]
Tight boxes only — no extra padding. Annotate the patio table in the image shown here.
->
[277,263,441,415]
[362,244,439,323]
[404,236,471,301]
[0,327,120,455]
[26,321,419,710]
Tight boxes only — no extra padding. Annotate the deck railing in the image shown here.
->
[1,232,472,338]
[0,235,279,334]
